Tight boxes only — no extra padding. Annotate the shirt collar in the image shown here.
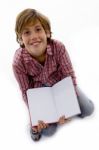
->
[46,44,53,55]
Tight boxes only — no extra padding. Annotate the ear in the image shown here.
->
[19,40,24,46]
[19,36,23,45]
[46,31,51,38]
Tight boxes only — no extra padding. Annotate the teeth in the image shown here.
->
[34,42,39,45]
[30,42,40,45]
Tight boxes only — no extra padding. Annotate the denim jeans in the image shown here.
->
[76,86,94,118]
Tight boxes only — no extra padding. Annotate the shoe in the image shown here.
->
[31,133,41,141]
[30,129,41,141]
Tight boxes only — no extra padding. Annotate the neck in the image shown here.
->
[35,52,46,65]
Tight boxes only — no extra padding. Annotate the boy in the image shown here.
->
[12,8,94,141]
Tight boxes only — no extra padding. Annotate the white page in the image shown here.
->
[52,77,81,118]
[27,87,58,126]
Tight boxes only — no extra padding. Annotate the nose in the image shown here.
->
[30,31,38,40]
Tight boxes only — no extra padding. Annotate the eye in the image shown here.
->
[23,30,31,35]
[36,28,42,32]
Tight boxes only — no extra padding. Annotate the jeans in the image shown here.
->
[76,86,94,118]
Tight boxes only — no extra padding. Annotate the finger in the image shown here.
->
[32,127,38,133]
[37,124,42,132]
[61,119,65,123]
[59,119,64,124]
[42,121,48,128]
[45,123,49,128]
[62,115,65,119]
[40,121,46,128]
[59,121,65,125]
[38,120,45,126]
[65,118,71,122]
[38,120,45,129]
[59,117,66,124]
[59,115,65,120]
[38,121,48,129]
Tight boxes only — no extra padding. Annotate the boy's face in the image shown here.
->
[21,20,50,60]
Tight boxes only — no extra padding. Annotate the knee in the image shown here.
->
[87,100,94,116]
[79,100,95,118]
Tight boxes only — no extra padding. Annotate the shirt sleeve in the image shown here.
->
[57,43,77,87]
[12,64,29,106]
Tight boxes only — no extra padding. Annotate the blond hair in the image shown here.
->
[15,8,52,47]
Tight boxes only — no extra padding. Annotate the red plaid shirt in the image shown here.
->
[13,39,77,105]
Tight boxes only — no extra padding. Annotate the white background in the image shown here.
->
[0,0,99,149]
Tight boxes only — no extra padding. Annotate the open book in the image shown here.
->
[27,76,81,126]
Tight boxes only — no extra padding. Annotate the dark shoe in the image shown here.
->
[30,129,41,141]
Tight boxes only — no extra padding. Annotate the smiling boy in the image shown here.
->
[13,8,94,141]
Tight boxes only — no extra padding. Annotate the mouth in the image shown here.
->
[30,41,41,46]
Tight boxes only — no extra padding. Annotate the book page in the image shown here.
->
[52,77,81,118]
[27,87,58,126]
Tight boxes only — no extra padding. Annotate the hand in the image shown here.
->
[32,120,49,133]
[37,120,49,132]
[58,115,71,125]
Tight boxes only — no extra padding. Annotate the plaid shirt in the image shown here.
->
[13,39,77,105]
